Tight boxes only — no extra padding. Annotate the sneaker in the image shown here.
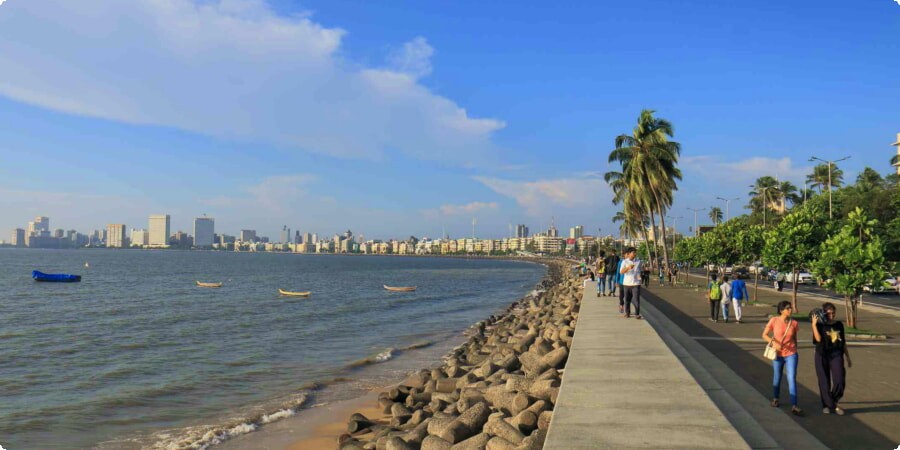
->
[634,315,642,320]
[619,306,624,314]
[835,407,845,416]
[724,318,729,323]
[823,408,831,415]
[596,292,601,297]
[791,406,804,416]
[714,319,719,323]
[624,314,631,319]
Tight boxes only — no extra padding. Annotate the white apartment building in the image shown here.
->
[106,224,127,248]
[193,217,215,247]
[148,214,171,248]
[131,228,149,246]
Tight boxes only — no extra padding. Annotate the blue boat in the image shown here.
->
[32,270,82,283]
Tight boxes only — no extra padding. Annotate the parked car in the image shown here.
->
[784,270,814,284]
[733,266,750,277]
[748,263,767,274]
[706,263,718,271]
[863,277,900,294]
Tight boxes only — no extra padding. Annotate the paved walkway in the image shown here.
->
[643,277,900,450]
[545,287,752,449]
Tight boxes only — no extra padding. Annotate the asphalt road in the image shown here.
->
[686,268,900,311]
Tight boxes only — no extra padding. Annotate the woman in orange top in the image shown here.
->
[762,300,803,416]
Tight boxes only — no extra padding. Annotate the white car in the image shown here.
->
[785,271,814,284]
[863,277,900,294]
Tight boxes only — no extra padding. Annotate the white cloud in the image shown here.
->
[0,0,504,164]
[473,176,611,217]
[200,174,316,213]
[422,201,498,218]
[683,155,811,185]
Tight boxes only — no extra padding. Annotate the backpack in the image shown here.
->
[709,282,722,300]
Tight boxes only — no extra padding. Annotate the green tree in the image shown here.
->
[812,208,887,328]
[762,203,829,311]
[708,207,723,226]
[734,225,765,301]
[748,176,782,226]
[608,109,682,272]
[855,167,885,192]
[807,163,844,194]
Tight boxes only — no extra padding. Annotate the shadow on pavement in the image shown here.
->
[642,288,895,450]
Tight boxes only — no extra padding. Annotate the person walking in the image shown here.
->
[641,264,651,288]
[776,272,786,292]
[763,301,803,416]
[720,275,732,323]
[596,252,607,297]
[707,273,723,322]
[730,274,749,323]
[620,247,642,319]
[604,250,620,297]
[812,303,852,415]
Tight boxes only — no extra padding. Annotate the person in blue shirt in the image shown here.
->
[730,274,749,323]
[616,257,626,314]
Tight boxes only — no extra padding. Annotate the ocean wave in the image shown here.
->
[345,348,395,369]
[145,392,309,450]
[400,341,433,351]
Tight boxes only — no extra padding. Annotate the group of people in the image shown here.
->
[705,273,749,323]
[705,276,852,417]
[585,248,645,319]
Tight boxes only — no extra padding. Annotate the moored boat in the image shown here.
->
[278,289,311,297]
[383,285,416,292]
[196,281,223,288]
[33,270,81,283]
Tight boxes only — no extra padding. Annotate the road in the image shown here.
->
[685,268,900,311]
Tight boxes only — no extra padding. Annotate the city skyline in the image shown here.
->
[1,1,898,238]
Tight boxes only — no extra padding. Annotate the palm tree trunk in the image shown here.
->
[647,211,659,273]
[791,267,799,313]
[656,202,671,273]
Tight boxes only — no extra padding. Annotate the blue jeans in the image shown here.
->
[773,353,799,406]
[721,300,731,321]
[597,276,606,294]
[607,276,617,294]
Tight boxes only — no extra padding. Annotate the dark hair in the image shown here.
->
[723,275,730,282]
[599,251,606,258]
[624,247,637,254]
[710,273,718,281]
[777,301,792,314]
[822,302,836,313]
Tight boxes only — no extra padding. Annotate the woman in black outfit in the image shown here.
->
[811,302,852,415]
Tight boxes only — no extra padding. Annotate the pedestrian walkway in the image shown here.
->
[545,288,751,449]
[642,279,900,450]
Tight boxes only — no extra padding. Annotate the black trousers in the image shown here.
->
[618,285,625,307]
[815,350,846,409]
[709,300,721,320]
[624,285,641,315]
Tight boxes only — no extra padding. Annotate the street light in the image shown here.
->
[686,207,706,236]
[715,196,740,222]
[666,215,683,255]
[809,155,851,219]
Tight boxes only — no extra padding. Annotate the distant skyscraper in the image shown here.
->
[548,218,558,238]
[107,224,127,248]
[240,229,257,242]
[294,230,301,244]
[280,226,289,244]
[11,228,25,247]
[34,216,50,234]
[303,232,312,244]
[569,225,583,239]
[53,229,64,239]
[312,233,318,244]
[892,132,900,175]
[148,214,171,247]
[516,224,529,238]
[193,216,215,247]
[131,228,149,246]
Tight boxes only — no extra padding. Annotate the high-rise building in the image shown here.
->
[11,228,25,247]
[280,226,289,244]
[516,224,529,238]
[569,225,583,239]
[193,216,215,247]
[312,233,318,244]
[53,229,65,239]
[240,230,257,242]
[131,228,149,246]
[304,232,312,244]
[148,214,171,247]
[548,219,558,238]
[294,230,301,244]
[892,133,900,175]
[33,216,50,234]
[107,224,127,248]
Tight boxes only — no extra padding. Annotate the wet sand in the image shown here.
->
[216,390,385,450]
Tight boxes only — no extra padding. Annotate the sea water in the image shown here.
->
[0,249,545,449]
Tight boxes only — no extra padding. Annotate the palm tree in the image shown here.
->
[806,163,844,193]
[748,176,780,213]
[777,181,801,211]
[855,167,884,192]
[607,110,681,270]
[709,207,723,226]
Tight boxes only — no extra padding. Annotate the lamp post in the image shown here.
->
[666,215,683,257]
[755,186,780,228]
[809,155,851,220]
[715,196,739,222]
[686,207,705,236]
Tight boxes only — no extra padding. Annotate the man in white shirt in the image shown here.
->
[720,275,733,323]
[620,247,643,319]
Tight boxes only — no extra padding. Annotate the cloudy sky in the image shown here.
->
[0,0,897,240]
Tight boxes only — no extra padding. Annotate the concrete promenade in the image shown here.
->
[545,287,753,449]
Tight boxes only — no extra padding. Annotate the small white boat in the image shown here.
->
[383,285,417,292]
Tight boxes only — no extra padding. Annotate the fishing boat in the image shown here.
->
[278,289,311,297]
[196,281,223,288]
[383,285,416,292]
[32,270,81,283]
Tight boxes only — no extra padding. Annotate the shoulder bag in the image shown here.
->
[764,318,790,360]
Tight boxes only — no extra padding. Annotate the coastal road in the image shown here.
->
[685,268,900,311]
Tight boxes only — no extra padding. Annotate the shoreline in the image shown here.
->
[282,258,574,450]
[212,258,569,450]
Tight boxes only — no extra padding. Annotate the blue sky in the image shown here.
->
[1,0,898,240]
